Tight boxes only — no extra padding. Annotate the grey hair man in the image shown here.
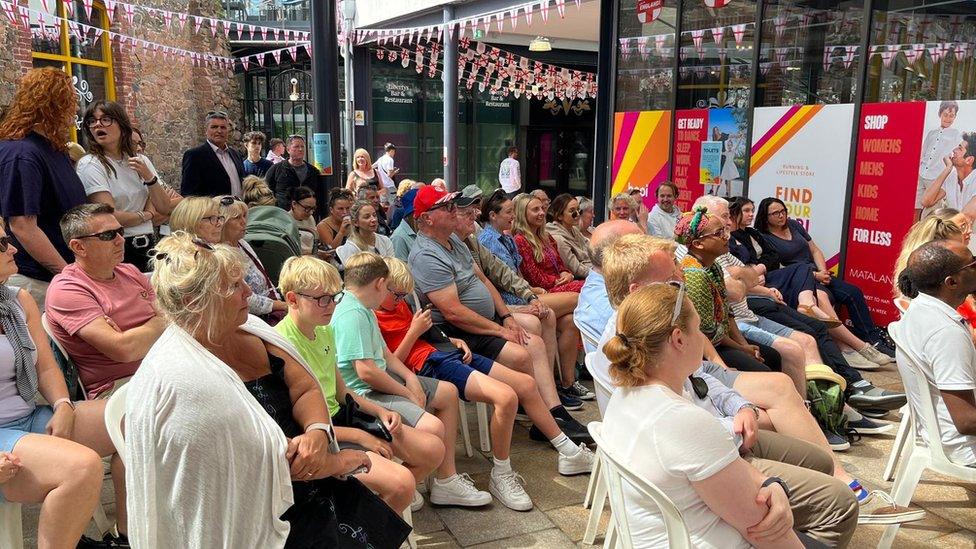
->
[180,110,245,197]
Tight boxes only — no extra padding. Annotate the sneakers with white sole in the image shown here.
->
[857,490,926,524]
[429,473,492,507]
[410,490,424,512]
[558,443,595,476]
[859,343,895,365]
[843,349,881,371]
[489,470,534,511]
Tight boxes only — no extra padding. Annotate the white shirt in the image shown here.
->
[498,157,521,193]
[336,233,396,264]
[266,150,285,164]
[373,153,397,190]
[940,167,976,211]
[919,127,961,181]
[890,293,976,465]
[647,204,681,239]
[602,384,749,549]
[77,154,159,237]
[210,141,243,197]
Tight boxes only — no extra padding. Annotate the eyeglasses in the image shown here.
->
[697,227,730,240]
[956,257,976,273]
[219,196,244,206]
[427,201,457,213]
[201,215,226,226]
[87,116,115,128]
[767,208,787,218]
[0,235,11,253]
[388,287,408,302]
[569,209,580,218]
[294,201,316,213]
[297,291,344,307]
[76,227,125,241]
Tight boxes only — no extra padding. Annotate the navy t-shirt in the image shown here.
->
[244,157,274,177]
[762,218,815,266]
[0,132,86,281]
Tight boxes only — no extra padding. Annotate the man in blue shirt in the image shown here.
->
[574,220,643,351]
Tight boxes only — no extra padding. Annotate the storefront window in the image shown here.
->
[29,0,115,142]
[372,65,422,180]
[474,90,517,193]
[676,0,756,110]
[756,0,863,106]
[615,0,677,111]
[865,1,976,102]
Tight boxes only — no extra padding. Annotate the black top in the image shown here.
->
[266,161,320,211]
[180,142,245,197]
[729,226,782,272]
[0,132,86,281]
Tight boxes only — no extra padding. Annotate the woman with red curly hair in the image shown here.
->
[0,68,87,307]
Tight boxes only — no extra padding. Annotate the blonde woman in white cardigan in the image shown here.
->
[545,193,592,279]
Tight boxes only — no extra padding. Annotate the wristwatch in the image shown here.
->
[762,476,792,499]
[741,403,761,421]
[53,397,75,411]
[143,176,158,186]
[305,422,334,440]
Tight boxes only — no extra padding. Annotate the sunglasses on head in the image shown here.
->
[219,196,244,206]
[154,238,214,264]
[649,280,686,327]
[76,227,125,241]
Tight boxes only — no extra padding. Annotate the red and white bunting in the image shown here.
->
[655,34,667,53]
[637,36,649,60]
[256,52,265,67]
[104,0,116,22]
[163,10,173,29]
[303,43,312,58]
[540,0,550,23]
[82,0,93,20]
[210,18,219,38]
[270,49,280,65]
[2,1,19,27]
[415,45,425,73]
[193,15,203,34]
[637,0,663,24]
[509,8,519,30]
[288,45,298,61]
[956,43,969,62]
[703,0,731,7]
[711,26,724,46]
[690,29,705,56]
[774,47,787,64]
[122,4,134,24]
[555,0,566,18]
[731,23,746,46]
[63,0,72,17]
[176,12,187,30]
[926,45,940,64]
[39,0,50,13]
[843,46,857,69]
[774,16,787,40]
[525,6,533,26]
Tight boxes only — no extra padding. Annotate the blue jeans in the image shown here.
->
[821,278,879,342]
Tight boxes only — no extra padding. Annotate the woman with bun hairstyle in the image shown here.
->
[600,284,857,548]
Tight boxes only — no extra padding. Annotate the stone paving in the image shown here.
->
[19,364,976,548]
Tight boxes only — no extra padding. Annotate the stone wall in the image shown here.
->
[0,0,243,191]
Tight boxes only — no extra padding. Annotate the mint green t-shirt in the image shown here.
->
[330,291,388,396]
[275,315,340,417]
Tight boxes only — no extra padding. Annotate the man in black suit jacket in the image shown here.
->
[181,111,245,197]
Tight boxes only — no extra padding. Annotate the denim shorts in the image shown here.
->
[737,316,795,347]
[0,405,54,503]
[418,350,494,401]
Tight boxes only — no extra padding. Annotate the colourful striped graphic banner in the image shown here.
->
[611,111,671,196]
[749,104,824,176]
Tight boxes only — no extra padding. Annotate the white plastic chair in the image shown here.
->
[879,327,976,548]
[882,405,912,482]
[588,422,691,549]
[457,400,491,457]
[893,297,910,315]
[582,352,614,545]
[0,501,24,549]
[103,384,129,464]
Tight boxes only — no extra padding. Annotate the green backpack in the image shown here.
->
[807,379,848,437]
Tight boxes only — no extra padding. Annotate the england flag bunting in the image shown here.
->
[104,0,116,22]
[178,12,188,30]
[655,34,667,53]
[82,0,92,20]
[731,24,746,46]
[843,46,857,69]
[163,10,173,29]
[711,26,724,46]
[540,0,550,23]
[555,0,566,18]
[509,8,518,30]
[690,29,705,57]
[703,0,730,6]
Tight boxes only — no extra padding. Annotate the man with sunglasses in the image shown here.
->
[893,240,976,467]
[266,135,322,212]
[45,204,165,400]
[180,111,245,197]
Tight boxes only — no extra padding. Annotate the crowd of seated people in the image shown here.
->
[4,67,976,548]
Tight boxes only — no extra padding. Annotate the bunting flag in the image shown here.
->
[104,0,115,22]
[177,12,188,30]
[555,0,566,18]
[655,34,667,53]
[956,43,969,62]
[879,49,895,68]
[509,8,518,30]
[774,16,787,40]
[843,45,857,69]
[637,36,649,60]
[82,0,92,20]
[690,29,705,57]
[711,26,724,46]
[540,0,550,23]
[163,10,173,30]
[731,23,746,46]
[525,6,533,25]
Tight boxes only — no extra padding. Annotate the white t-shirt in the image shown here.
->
[919,127,961,181]
[77,153,160,237]
[336,233,396,264]
[498,157,521,193]
[602,384,749,549]
[940,168,976,212]
[374,154,396,190]
[891,293,976,465]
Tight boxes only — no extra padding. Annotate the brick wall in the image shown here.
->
[0,0,242,190]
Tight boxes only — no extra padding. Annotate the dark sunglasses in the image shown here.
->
[297,291,344,307]
[219,196,244,206]
[689,375,709,399]
[427,201,457,213]
[569,209,580,218]
[76,227,125,241]
[0,235,11,253]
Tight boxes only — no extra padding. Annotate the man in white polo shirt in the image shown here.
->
[920,132,976,217]
[891,239,976,466]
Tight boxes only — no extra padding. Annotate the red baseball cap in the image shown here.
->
[413,185,459,217]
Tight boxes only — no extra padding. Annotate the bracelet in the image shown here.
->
[761,476,791,500]
[305,422,334,439]
[499,313,513,321]
[741,403,760,421]
[143,176,158,186]
[53,397,75,411]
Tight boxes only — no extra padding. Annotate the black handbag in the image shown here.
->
[339,394,392,442]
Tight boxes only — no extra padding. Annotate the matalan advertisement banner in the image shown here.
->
[749,104,855,270]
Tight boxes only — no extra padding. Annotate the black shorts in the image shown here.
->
[438,323,508,361]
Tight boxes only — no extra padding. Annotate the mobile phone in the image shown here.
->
[423,303,433,311]
[317,242,333,253]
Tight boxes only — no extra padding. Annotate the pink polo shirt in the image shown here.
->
[46,263,156,398]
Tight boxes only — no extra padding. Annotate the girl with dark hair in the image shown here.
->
[755,197,895,366]
[546,193,591,278]
[76,101,174,272]
[288,186,318,255]
[316,188,355,250]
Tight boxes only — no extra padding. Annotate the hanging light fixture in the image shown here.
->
[529,36,552,52]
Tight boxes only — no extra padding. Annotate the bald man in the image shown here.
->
[573,219,643,350]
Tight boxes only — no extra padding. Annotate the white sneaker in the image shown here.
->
[558,443,594,476]
[859,343,895,365]
[429,473,492,507]
[843,349,880,371]
[489,470,534,511]
[410,489,424,512]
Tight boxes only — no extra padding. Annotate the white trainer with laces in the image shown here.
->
[410,489,424,512]
[558,443,595,476]
[489,470,534,511]
[429,473,493,507]
[857,490,926,524]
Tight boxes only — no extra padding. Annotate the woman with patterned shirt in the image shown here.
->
[675,207,778,374]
